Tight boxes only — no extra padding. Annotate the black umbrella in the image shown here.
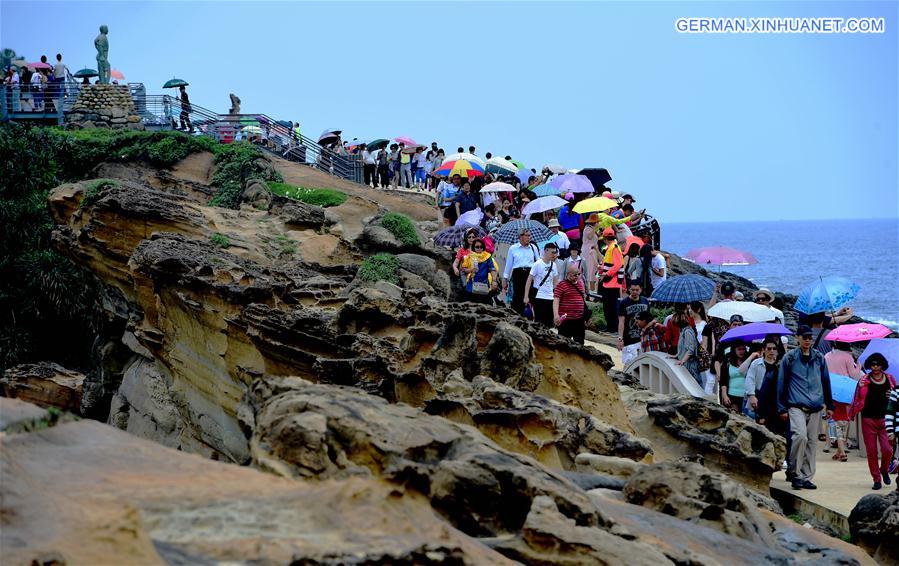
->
[578,168,613,191]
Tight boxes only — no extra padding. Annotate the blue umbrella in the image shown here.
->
[516,168,535,186]
[493,219,553,245]
[532,184,560,197]
[794,276,860,315]
[858,339,899,373]
[650,274,715,303]
[829,373,858,404]
[720,322,792,344]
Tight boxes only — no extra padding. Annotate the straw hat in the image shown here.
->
[753,288,774,301]
[547,219,560,228]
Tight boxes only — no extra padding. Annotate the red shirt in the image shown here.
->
[554,279,586,319]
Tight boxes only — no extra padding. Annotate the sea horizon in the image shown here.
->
[659,218,899,330]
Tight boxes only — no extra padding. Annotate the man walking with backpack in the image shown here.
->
[778,324,835,490]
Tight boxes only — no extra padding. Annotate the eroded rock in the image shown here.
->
[850,491,899,563]
[1,362,85,412]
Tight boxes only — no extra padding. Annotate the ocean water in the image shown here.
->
[661,219,899,330]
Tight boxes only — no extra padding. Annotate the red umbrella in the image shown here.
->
[110,69,125,80]
[685,246,758,266]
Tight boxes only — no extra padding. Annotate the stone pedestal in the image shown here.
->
[66,84,144,130]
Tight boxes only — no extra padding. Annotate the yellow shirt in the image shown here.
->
[598,212,631,230]
[400,153,411,164]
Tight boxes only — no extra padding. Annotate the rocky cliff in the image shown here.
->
[0,152,872,564]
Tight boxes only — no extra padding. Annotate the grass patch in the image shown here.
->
[380,212,420,247]
[275,234,297,257]
[209,233,230,248]
[79,178,119,208]
[209,142,282,209]
[358,253,400,285]
[586,303,607,332]
[268,182,347,208]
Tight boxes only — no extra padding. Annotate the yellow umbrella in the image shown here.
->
[572,196,618,214]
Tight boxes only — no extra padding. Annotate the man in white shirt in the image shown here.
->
[650,251,667,289]
[523,242,560,326]
[502,229,541,315]
[362,145,376,187]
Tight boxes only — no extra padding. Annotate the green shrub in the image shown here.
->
[380,212,420,247]
[586,303,607,332]
[357,253,400,284]
[80,178,119,208]
[209,142,282,209]
[267,182,347,208]
[209,233,230,248]
[651,306,673,323]
[49,129,217,178]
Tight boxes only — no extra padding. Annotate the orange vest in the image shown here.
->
[601,243,624,289]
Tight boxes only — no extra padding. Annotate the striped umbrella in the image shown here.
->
[443,152,486,169]
[650,274,716,303]
[493,219,553,245]
[433,224,486,248]
[435,159,485,179]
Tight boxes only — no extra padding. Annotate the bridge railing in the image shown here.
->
[624,351,715,400]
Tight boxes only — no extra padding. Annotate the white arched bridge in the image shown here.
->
[624,351,716,400]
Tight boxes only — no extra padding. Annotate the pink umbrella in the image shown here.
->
[685,246,758,266]
[110,69,125,80]
[28,61,52,70]
[394,136,417,146]
[825,323,893,343]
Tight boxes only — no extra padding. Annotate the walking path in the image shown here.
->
[770,440,887,518]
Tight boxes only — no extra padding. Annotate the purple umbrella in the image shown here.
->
[720,322,792,343]
[549,174,594,194]
[516,168,535,186]
[521,195,568,216]
[858,339,899,372]
[685,246,758,266]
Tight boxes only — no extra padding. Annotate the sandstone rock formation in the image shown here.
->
[1,362,85,412]
[621,386,787,490]
[849,490,899,564]
[1,409,506,565]
[18,155,872,565]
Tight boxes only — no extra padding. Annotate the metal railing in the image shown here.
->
[1,81,364,184]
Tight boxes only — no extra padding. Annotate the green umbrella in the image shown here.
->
[163,78,189,88]
[366,139,389,151]
[509,159,525,169]
[73,68,98,78]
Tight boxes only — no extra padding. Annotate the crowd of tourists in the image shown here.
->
[3,54,71,113]
[421,157,896,494]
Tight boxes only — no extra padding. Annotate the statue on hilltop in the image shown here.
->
[229,93,241,114]
[95,25,110,84]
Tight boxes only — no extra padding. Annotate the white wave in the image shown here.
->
[865,317,899,331]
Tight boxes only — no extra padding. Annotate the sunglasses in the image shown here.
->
[869,361,882,366]
[799,335,813,340]
[764,346,778,351]
[473,247,484,251]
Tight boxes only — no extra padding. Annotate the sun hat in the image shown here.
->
[547,219,561,228]
[734,291,744,301]
[753,288,774,301]
[602,227,616,238]
[586,213,600,224]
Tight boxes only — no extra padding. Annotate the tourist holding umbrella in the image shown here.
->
[825,341,864,462]
[851,353,896,490]
[747,337,787,434]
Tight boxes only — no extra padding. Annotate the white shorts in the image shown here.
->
[621,343,640,367]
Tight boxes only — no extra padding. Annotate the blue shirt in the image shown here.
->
[777,348,834,414]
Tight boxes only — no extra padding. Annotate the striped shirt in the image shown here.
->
[554,279,585,319]
[886,388,899,435]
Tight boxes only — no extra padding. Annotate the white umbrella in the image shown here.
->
[708,301,778,323]
[486,156,518,174]
[443,152,487,168]
[521,195,568,216]
[544,164,567,174]
[455,208,484,227]
[480,182,517,193]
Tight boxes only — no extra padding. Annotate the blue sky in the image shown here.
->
[2,1,897,222]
